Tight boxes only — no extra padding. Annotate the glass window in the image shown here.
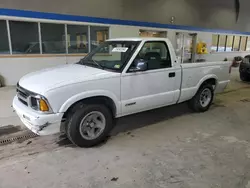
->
[9,21,39,54]
[218,35,226,52]
[225,35,233,52]
[67,25,89,53]
[41,23,66,54]
[184,35,193,54]
[211,34,219,52]
[246,37,250,51]
[139,30,167,38]
[240,36,247,51]
[233,36,240,51]
[0,20,10,54]
[90,26,109,51]
[136,41,171,70]
[79,40,139,71]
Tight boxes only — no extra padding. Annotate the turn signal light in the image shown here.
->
[39,99,49,112]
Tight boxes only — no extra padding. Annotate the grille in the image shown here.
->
[17,88,28,98]
[17,87,28,106]
[16,84,33,107]
[19,97,28,106]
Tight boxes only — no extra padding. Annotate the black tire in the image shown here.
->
[66,103,114,148]
[188,84,214,112]
[240,73,249,82]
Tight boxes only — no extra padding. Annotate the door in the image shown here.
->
[176,32,197,63]
[121,41,178,116]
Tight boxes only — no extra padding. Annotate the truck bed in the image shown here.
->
[178,61,231,103]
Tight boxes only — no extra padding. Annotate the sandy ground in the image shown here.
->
[0,68,250,188]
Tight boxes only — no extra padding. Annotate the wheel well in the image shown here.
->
[62,96,117,121]
[201,78,217,89]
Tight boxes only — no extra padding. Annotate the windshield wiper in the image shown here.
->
[90,59,104,70]
[79,59,104,70]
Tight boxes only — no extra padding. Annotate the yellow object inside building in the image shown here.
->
[196,41,208,54]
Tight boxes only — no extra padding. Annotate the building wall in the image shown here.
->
[1,0,250,32]
[1,23,249,86]
[0,0,123,19]
[122,0,200,28]
[0,25,142,85]
[196,32,250,61]
[0,57,67,85]
[1,1,250,85]
[122,0,250,32]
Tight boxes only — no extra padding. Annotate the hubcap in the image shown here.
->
[200,88,212,107]
[79,111,106,140]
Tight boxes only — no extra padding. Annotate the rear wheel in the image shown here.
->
[240,73,249,82]
[188,84,214,112]
[66,104,114,147]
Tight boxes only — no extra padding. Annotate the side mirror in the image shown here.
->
[129,59,148,72]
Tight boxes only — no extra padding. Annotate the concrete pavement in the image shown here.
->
[0,67,250,187]
[0,86,22,128]
[0,78,250,187]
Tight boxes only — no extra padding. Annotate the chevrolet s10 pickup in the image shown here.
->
[13,37,231,147]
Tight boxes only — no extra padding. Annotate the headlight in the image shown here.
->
[30,95,52,113]
[16,83,52,113]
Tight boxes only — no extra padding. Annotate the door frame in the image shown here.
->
[175,32,197,63]
[122,39,177,74]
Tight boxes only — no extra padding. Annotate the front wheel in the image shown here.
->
[66,104,114,147]
[188,84,214,112]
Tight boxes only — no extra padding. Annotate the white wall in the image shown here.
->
[197,32,250,62]
[1,25,250,86]
[0,25,141,85]
[110,25,140,38]
[205,52,250,62]
[0,57,67,85]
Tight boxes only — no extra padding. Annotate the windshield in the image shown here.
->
[78,40,140,71]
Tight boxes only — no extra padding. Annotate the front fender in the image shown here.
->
[59,90,121,115]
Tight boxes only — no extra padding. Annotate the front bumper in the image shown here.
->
[12,96,64,136]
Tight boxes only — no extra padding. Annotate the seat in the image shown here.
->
[144,52,162,70]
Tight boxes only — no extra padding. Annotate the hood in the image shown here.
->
[19,64,115,95]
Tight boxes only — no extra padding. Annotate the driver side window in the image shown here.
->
[135,41,172,70]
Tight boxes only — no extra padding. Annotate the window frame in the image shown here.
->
[0,18,110,57]
[139,29,167,38]
[233,35,241,51]
[225,35,234,52]
[66,24,89,54]
[127,40,172,73]
[239,36,248,51]
[81,40,141,73]
[217,35,227,52]
[0,20,11,55]
[90,25,110,52]
[40,22,67,54]
[9,20,40,55]
[212,34,249,52]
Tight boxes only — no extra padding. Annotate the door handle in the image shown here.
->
[169,72,176,77]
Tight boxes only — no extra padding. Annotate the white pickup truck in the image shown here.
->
[13,37,231,147]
